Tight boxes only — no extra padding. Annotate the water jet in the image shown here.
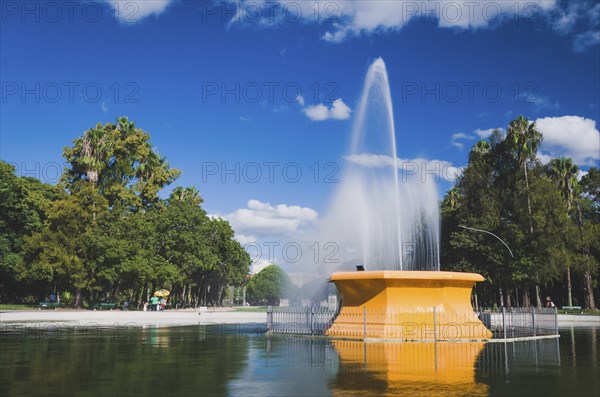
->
[325,58,491,340]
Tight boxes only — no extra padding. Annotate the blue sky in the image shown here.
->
[1,0,599,268]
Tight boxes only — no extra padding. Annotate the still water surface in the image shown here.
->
[1,325,598,396]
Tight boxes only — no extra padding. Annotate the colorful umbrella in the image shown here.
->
[154,289,170,297]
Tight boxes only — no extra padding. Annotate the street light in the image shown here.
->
[458,225,514,258]
[458,225,516,308]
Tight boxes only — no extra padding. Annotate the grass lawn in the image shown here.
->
[557,309,600,316]
[582,309,600,316]
[233,307,268,312]
[0,304,39,310]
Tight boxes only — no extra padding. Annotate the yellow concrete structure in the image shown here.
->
[331,340,488,396]
[326,271,492,340]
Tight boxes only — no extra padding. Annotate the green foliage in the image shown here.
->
[442,116,599,309]
[0,161,61,300]
[246,265,296,306]
[580,168,600,223]
[61,291,73,305]
[62,116,181,208]
[1,118,250,307]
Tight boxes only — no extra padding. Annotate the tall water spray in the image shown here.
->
[323,58,440,272]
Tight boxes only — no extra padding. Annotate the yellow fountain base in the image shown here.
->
[331,340,489,396]
[326,271,492,340]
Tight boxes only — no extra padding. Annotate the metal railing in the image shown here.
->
[266,306,559,341]
[477,307,558,340]
[267,306,337,335]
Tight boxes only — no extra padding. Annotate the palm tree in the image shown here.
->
[508,116,542,234]
[506,116,543,308]
[468,140,492,167]
[507,116,543,307]
[547,157,579,307]
[442,187,461,211]
[170,186,203,206]
[548,158,579,211]
[471,140,491,157]
[548,158,597,310]
[62,125,113,221]
[73,125,113,186]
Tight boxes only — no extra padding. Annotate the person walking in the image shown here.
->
[150,295,159,311]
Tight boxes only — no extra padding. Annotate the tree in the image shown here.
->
[2,117,252,308]
[443,138,513,307]
[547,158,579,211]
[506,116,543,307]
[507,116,543,236]
[62,117,181,208]
[547,158,580,306]
[203,218,250,305]
[22,182,108,307]
[246,265,296,306]
[580,167,600,222]
[441,120,566,308]
[575,167,599,309]
[170,186,203,206]
[0,161,60,301]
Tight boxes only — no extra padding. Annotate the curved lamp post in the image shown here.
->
[458,225,514,258]
[458,225,515,308]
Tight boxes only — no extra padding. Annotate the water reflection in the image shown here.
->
[330,341,488,396]
[1,326,598,396]
[0,326,251,397]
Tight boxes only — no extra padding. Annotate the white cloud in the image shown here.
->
[226,1,598,52]
[295,95,305,106]
[320,0,573,43]
[101,101,108,114]
[250,259,272,275]
[212,199,319,239]
[588,3,600,27]
[577,170,589,181]
[303,98,351,121]
[550,2,600,51]
[474,127,502,139]
[537,152,554,165]
[451,132,474,150]
[303,104,328,121]
[234,233,257,245]
[536,115,600,166]
[552,2,582,34]
[519,93,560,111]
[106,0,173,23]
[343,153,463,182]
[451,128,502,150]
[329,99,352,119]
[573,30,600,52]
[228,1,556,41]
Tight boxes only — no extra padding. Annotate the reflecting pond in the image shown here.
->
[1,325,598,396]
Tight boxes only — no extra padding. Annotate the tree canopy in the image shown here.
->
[2,114,598,310]
[442,117,598,309]
[1,117,250,307]
[246,265,296,306]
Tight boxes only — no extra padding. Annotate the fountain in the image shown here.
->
[331,340,488,396]
[324,58,491,340]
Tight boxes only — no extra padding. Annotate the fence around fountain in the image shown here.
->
[266,306,558,341]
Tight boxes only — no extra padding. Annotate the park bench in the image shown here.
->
[147,303,171,311]
[90,302,116,311]
[38,301,62,310]
[562,306,583,314]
